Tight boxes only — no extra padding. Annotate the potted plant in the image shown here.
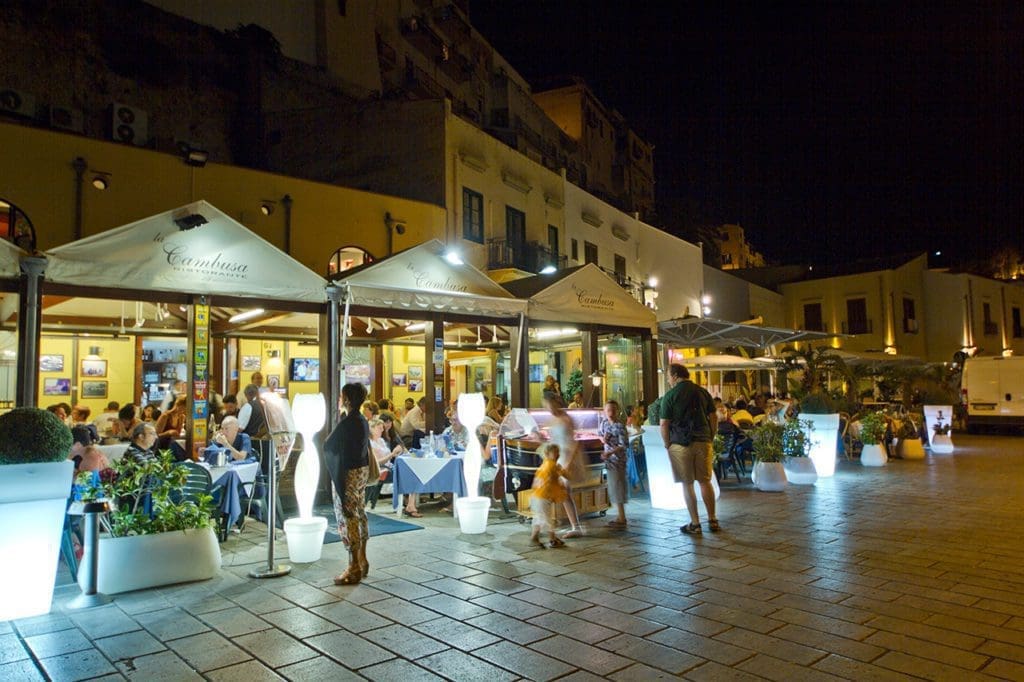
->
[750,421,788,491]
[782,419,817,485]
[896,414,926,460]
[75,451,221,594]
[783,347,844,478]
[857,411,888,466]
[0,407,75,620]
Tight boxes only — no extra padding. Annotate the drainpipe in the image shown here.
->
[281,194,293,254]
[72,157,87,241]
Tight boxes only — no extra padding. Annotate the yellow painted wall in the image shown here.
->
[0,123,446,275]
[382,345,425,405]
[237,338,322,398]
[37,335,136,414]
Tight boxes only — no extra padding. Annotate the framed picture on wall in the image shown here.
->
[267,375,281,391]
[241,355,261,371]
[43,378,71,396]
[392,373,407,387]
[409,379,423,392]
[80,359,107,377]
[408,365,423,380]
[40,354,64,372]
[82,380,107,399]
[528,364,545,383]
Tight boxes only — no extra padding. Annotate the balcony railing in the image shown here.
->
[598,265,645,304]
[487,238,567,274]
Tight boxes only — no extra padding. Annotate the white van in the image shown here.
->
[961,356,1024,432]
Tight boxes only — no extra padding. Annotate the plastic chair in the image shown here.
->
[177,461,229,540]
[715,434,744,483]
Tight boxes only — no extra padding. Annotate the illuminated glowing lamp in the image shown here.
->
[283,393,327,562]
[455,393,490,534]
[803,413,840,477]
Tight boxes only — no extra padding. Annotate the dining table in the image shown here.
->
[391,452,467,514]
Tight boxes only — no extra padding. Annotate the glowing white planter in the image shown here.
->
[784,457,818,485]
[283,517,329,562]
[640,427,719,509]
[932,433,954,454]
[923,405,954,450]
[754,462,787,491]
[86,527,221,594]
[861,443,887,466]
[0,461,75,620]
[804,414,840,478]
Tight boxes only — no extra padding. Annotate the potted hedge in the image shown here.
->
[0,408,75,619]
[896,413,926,460]
[782,419,817,485]
[858,411,888,466]
[75,450,221,594]
[750,421,788,491]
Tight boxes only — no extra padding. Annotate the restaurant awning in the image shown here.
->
[501,264,657,332]
[43,200,329,303]
[0,238,24,279]
[659,316,840,349]
[336,240,527,318]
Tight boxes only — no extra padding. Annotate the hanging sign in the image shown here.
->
[192,302,211,451]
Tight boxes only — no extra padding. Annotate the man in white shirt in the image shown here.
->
[399,396,428,448]
[93,401,120,440]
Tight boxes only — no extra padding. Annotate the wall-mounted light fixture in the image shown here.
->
[589,369,606,387]
[178,142,209,167]
[85,346,102,359]
[91,173,110,190]
[267,349,280,359]
[260,200,276,216]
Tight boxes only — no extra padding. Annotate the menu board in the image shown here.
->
[192,303,210,449]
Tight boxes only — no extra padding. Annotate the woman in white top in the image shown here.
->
[543,393,584,538]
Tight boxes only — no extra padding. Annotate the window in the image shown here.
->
[1013,306,1022,338]
[614,254,626,280]
[803,303,823,332]
[505,206,525,248]
[462,188,483,243]
[983,302,998,336]
[584,241,598,265]
[846,298,869,335]
[0,199,35,251]
[547,225,559,258]
[902,297,918,333]
[571,238,578,261]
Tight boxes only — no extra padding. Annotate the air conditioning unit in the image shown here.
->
[0,88,37,118]
[110,102,148,146]
[49,105,84,133]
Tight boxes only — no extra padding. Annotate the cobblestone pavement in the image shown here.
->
[3,433,1024,681]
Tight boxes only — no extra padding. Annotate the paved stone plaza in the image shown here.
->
[3,433,1024,681]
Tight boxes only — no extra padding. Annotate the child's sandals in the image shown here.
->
[530,536,547,549]
[547,537,566,548]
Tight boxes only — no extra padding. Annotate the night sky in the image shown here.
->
[470,2,1023,267]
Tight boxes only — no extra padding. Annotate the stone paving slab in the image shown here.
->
[6,433,1024,680]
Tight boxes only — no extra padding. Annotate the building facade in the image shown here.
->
[715,223,767,270]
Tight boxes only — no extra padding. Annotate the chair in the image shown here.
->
[715,433,744,483]
[177,461,229,541]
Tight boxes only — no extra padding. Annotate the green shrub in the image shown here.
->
[858,411,887,445]
[751,421,785,463]
[0,408,73,464]
[799,391,834,414]
[782,419,813,457]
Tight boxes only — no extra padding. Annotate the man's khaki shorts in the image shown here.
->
[668,442,714,484]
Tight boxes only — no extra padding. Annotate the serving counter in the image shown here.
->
[495,409,609,521]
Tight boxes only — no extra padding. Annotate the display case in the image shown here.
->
[495,408,609,521]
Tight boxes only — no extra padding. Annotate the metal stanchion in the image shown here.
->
[250,439,291,579]
[67,501,113,609]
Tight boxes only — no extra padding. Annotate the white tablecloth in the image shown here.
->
[202,461,259,486]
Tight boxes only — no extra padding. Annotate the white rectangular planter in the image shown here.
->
[0,461,74,620]
[83,527,221,595]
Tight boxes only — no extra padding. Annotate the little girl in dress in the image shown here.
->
[530,443,569,548]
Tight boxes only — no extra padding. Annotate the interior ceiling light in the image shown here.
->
[444,251,464,265]
[535,327,578,339]
[405,322,426,332]
[229,308,265,323]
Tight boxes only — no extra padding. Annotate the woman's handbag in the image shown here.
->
[367,445,381,481]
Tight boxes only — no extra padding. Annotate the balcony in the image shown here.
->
[487,239,567,274]
[404,61,446,100]
[598,265,645,304]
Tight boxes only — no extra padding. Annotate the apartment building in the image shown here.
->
[715,223,767,270]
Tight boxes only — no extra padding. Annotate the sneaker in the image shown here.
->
[680,523,702,535]
[560,528,583,539]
